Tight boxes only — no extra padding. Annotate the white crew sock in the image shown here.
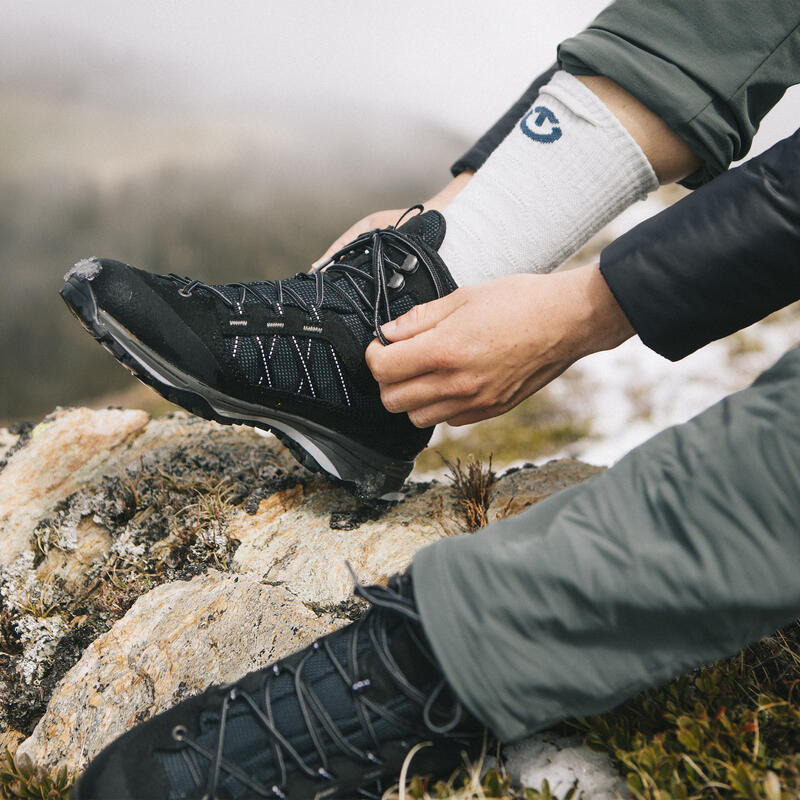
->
[439,70,658,286]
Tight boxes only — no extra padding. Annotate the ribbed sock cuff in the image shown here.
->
[439,71,658,286]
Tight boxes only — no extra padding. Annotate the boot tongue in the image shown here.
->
[397,210,447,251]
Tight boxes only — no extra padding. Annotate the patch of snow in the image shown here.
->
[64,257,102,282]
[505,732,627,799]
[550,309,800,467]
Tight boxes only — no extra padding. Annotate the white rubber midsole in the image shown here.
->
[246,419,340,479]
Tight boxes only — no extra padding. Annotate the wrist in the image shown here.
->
[426,170,474,211]
[571,261,635,356]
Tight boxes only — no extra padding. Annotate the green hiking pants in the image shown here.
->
[558,0,800,188]
[413,344,800,741]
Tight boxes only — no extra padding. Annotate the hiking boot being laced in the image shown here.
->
[61,209,458,500]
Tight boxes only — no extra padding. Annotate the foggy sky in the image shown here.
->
[3,1,798,157]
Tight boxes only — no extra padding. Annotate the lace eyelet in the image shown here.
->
[178,288,193,298]
[171,725,187,742]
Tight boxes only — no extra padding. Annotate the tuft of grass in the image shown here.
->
[445,456,496,532]
[0,750,73,800]
[572,622,800,799]
[171,478,241,570]
[384,742,575,800]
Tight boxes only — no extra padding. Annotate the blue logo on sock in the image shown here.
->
[520,106,562,143]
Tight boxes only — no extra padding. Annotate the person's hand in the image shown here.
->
[312,171,474,269]
[365,263,634,427]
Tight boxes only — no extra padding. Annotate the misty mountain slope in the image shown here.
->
[0,83,468,422]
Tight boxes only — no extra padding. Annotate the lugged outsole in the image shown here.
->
[60,276,413,502]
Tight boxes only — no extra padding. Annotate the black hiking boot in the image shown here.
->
[60,209,458,501]
[72,571,488,800]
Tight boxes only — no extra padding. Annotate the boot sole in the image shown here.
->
[60,275,413,501]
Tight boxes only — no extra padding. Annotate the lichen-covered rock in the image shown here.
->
[487,459,603,520]
[0,410,311,741]
[0,426,23,467]
[230,460,602,606]
[230,480,456,605]
[0,406,609,789]
[0,408,150,568]
[16,572,337,771]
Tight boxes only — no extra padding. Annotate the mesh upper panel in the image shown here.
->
[156,617,416,800]
[169,212,450,421]
[220,261,423,408]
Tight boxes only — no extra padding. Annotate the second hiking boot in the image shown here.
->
[72,571,488,800]
[60,210,458,500]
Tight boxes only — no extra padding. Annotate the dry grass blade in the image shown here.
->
[444,455,496,532]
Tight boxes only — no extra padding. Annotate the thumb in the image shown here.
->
[382,291,464,342]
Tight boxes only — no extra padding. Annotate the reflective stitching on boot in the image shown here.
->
[329,345,350,407]
[292,335,316,398]
[256,336,273,388]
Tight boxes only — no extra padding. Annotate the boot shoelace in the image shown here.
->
[168,206,443,346]
[169,571,469,800]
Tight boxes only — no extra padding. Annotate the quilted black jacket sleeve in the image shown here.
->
[599,130,800,361]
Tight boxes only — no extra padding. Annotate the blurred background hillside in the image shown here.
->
[2,1,799,470]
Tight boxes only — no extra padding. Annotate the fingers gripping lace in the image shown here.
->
[170,570,467,799]
[169,207,442,346]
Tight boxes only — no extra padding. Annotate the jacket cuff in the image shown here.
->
[599,130,800,361]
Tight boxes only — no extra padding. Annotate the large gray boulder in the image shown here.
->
[0,407,616,794]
